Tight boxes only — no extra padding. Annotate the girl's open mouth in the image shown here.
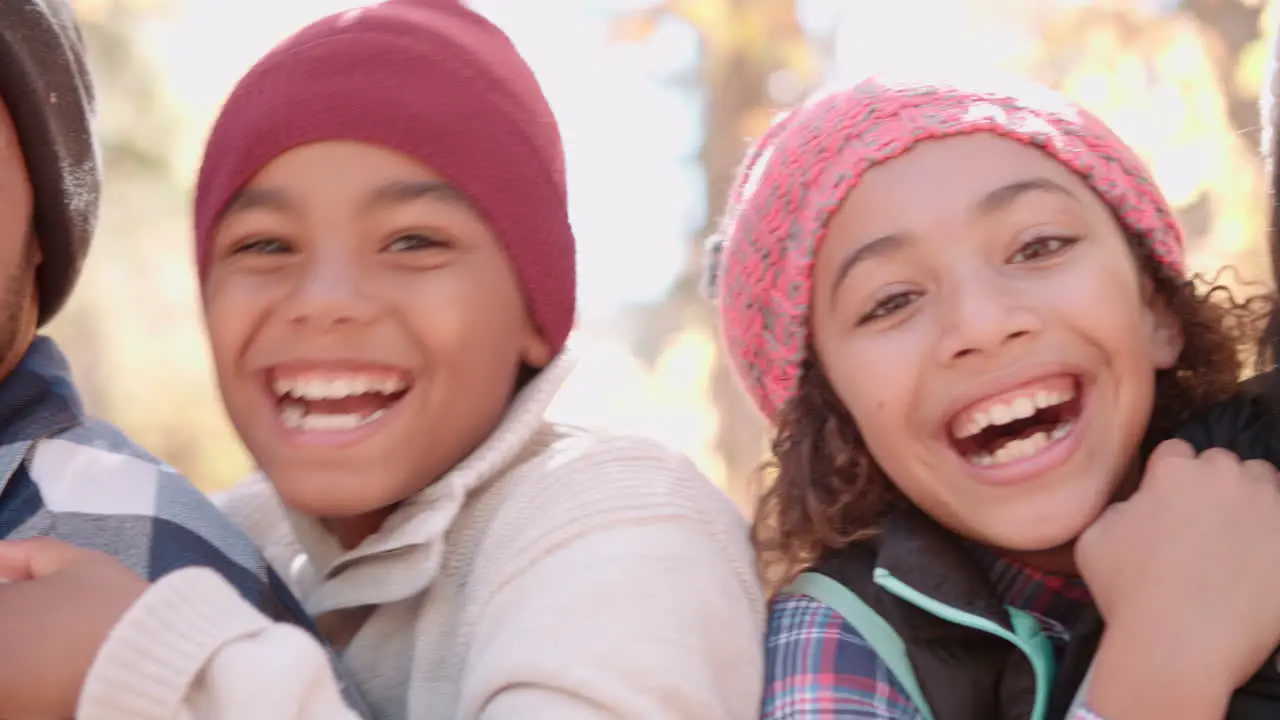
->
[270,369,412,433]
[948,375,1083,468]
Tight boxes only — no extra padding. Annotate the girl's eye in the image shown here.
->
[858,291,920,325]
[1010,235,1079,263]
[384,233,448,253]
[232,237,291,255]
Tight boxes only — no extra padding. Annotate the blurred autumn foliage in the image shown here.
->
[52,0,249,487]
[617,0,1278,507]
[47,0,1280,502]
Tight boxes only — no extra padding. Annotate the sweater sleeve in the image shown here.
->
[76,567,362,720]
[459,438,766,720]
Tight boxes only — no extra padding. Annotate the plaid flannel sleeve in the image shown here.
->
[2,420,310,622]
[764,592,926,719]
[0,418,371,716]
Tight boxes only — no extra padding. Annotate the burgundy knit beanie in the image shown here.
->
[194,0,575,353]
[709,70,1185,422]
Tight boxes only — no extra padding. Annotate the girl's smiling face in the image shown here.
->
[810,134,1184,560]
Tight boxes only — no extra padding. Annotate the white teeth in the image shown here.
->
[1050,421,1073,441]
[993,430,1049,464]
[967,420,1075,468]
[1011,397,1035,421]
[281,402,305,428]
[274,373,404,435]
[272,375,407,400]
[953,386,1076,439]
[279,401,386,432]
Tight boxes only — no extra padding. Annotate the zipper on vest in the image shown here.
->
[873,567,1055,720]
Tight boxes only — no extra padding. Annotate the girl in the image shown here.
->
[0,0,765,718]
[707,70,1280,719]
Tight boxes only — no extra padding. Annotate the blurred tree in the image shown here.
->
[1010,0,1270,289]
[47,0,252,489]
[1181,0,1267,149]
[52,0,1276,496]
[51,0,175,414]
[613,0,819,509]
[617,0,1277,508]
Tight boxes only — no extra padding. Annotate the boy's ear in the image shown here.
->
[520,322,553,369]
[1145,282,1184,370]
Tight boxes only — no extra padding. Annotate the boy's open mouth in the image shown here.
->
[947,375,1083,468]
[271,369,412,432]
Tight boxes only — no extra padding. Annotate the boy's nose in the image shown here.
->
[283,255,379,329]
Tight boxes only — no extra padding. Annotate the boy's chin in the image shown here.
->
[271,472,402,519]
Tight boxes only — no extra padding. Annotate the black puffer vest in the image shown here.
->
[806,392,1280,719]
[811,507,1088,720]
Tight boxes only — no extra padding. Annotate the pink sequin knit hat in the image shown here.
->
[709,71,1185,422]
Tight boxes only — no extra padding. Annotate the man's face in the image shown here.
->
[0,98,41,377]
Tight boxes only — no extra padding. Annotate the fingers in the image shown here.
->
[1194,449,1280,489]
[1148,442,1278,483]
[1149,438,1196,464]
[1243,458,1280,484]
[0,538,89,581]
[1198,447,1243,465]
[1145,441,1280,507]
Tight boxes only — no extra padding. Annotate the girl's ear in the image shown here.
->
[1144,280,1184,370]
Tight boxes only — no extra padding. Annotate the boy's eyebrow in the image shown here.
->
[220,180,467,221]
[827,177,1079,304]
[222,187,292,218]
[367,180,467,208]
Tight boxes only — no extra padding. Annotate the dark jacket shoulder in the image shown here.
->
[1174,389,1280,462]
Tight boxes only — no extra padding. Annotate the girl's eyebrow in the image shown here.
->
[976,176,1079,216]
[829,232,908,305]
[827,177,1079,305]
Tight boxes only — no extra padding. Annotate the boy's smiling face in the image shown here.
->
[810,134,1184,562]
[203,141,549,544]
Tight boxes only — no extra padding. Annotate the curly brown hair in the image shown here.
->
[751,248,1273,592]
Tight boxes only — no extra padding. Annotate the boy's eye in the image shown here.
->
[384,233,448,253]
[858,290,920,325]
[1010,235,1079,263]
[233,237,291,255]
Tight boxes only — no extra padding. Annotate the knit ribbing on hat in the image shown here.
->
[194,0,575,353]
[0,0,100,326]
[713,73,1185,422]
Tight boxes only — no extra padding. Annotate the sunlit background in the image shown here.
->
[52,0,1280,508]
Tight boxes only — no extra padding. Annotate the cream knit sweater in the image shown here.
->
[75,351,766,719]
